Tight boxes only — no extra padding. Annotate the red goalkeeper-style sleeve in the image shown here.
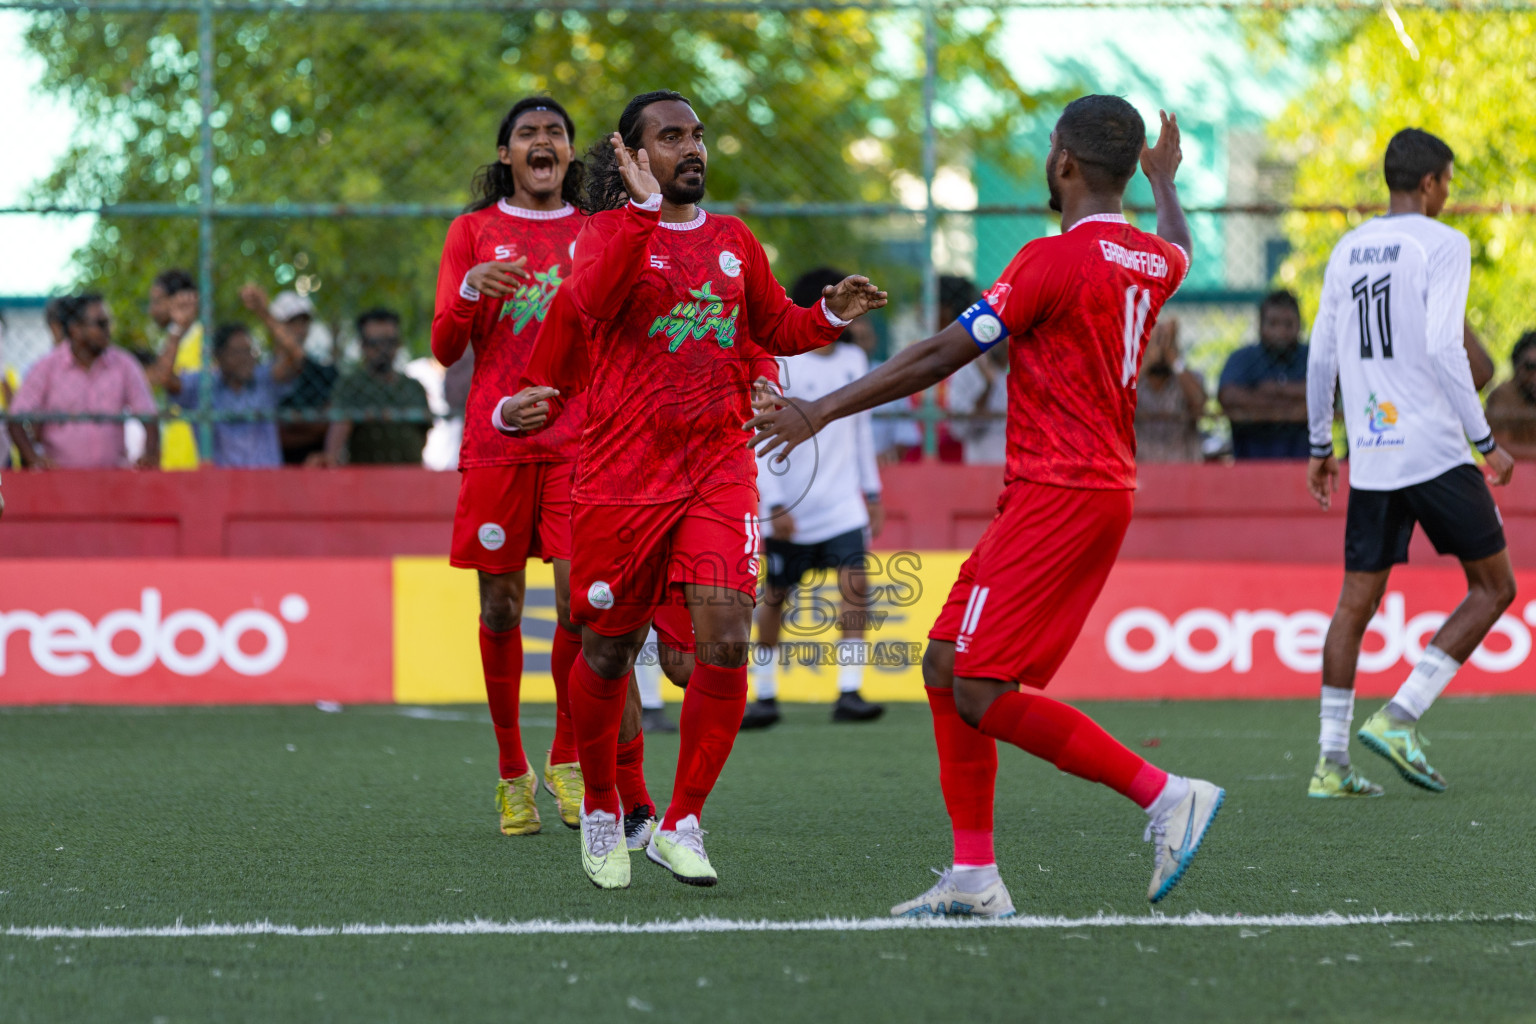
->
[740,229,845,357]
[431,216,480,366]
[568,200,662,323]
[514,287,589,434]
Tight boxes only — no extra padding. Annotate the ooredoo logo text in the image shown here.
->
[1105,592,1535,675]
[0,588,309,678]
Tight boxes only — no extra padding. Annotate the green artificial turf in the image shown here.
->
[3,698,1535,1022]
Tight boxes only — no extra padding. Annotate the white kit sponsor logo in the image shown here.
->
[1105,593,1536,675]
[0,589,309,678]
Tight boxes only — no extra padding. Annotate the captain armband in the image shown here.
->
[957,298,1010,352]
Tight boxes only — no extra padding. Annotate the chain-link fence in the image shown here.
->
[3,0,1536,469]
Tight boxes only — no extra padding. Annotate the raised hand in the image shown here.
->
[465,258,529,299]
[822,275,888,321]
[238,283,269,316]
[169,289,199,331]
[612,132,661,204]
[1307,454,1338,510]
[498,385,560,432]
[1140,109,1182,183]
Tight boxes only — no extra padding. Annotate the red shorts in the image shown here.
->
[570,482,760,638]
[651,589,696,655]
[930,480,1133,688]
[449,461,573,574]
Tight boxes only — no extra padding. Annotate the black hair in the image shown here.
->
[1055,95,1146,193]
[467,96,584,212]
[1512,330,1536,368]
[1259,289,1301,319]
[152,268,196,296]
[791,267,847,308]
[59,293,104,330]
[1384,128,1455,193]
[583,90,692,213]
[44,296,68,327]
[212,322,250,356]
[356,307,401,336]
[939,275,981,319]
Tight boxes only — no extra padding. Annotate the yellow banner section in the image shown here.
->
[391,553,966,704]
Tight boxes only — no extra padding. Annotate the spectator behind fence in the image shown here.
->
[1135,317,1207,462]
[44,297,68,347]
[146,321,305,468]
[1218,290,1311,459]
[1486,330,1536,460]
[313,308,430,466]
[241,285,337,464]
[947,334,1008,465]
[146,268,204,469]
[7,294,160,469]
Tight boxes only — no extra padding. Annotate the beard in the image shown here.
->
[663,163,707,205]
[1046,152,1063,213]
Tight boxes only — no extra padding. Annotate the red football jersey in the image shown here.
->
[554,202,842,505]
[430,200,588,468]
[978,214,1189,490]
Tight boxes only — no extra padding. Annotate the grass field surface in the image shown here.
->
[3,698,1535,1022]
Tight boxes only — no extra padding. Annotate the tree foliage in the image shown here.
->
[26,5,1038,353]
[1271,9,1536,361]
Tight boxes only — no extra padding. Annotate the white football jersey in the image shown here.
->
[1306,214,1491,491]
[756,343,882,545]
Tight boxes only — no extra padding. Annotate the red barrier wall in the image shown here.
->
[3,462,1534,564]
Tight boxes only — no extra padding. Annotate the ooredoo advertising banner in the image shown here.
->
[0,560,392,704]
[3,557,1534,704]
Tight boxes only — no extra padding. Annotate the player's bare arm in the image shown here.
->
[1140,110,1193,259]
[463,257,530,299]
[1307,454,1339,511]
[746,321,978,459]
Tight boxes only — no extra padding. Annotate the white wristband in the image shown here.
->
[820,298,851,328]
[492,395,520,435]
[459,274,481,302]
[631,193,663,212]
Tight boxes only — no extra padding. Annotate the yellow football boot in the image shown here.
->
[496,771,542,836]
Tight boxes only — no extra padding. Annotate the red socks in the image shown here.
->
[616,734,653,815]
[479,621,528,780]
[977,690,1167,809]
[662,662,747,830]
[567,652,628,816]
[548,625,582,765]
[926,686,998,866]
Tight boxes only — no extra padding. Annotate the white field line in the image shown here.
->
[6,912,1536,940]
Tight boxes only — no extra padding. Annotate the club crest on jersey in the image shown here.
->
[718,250,742,278]
[477,523,506,551]
[649,280,740,352]
[498,265,563,333]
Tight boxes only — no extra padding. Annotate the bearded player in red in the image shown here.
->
[749,96,1225,913]
[503,90,885,889]
[432,96,603,837]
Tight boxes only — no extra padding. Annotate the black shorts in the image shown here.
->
[764,527,868,590]
[1344,463,1506,573]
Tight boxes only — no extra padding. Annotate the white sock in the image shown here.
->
[752,648,778,701]
[634,634,665,710]
[836,639,866,694]
[1145,774,1190,819]
[1389,644,1460,721]
[951,863,1000,890]
[1318,685,1355,766]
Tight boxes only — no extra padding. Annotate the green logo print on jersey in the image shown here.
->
[499,265,563,333]
[649,281,740,352]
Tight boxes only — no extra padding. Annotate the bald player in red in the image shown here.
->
[749,96,1226,915]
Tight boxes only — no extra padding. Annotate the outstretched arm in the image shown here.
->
[1140,110,1193,266]
[746,322,978,459]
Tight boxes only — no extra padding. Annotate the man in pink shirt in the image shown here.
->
[8,294,160,469]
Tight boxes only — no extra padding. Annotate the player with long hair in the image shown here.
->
[748,96,1225,914]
